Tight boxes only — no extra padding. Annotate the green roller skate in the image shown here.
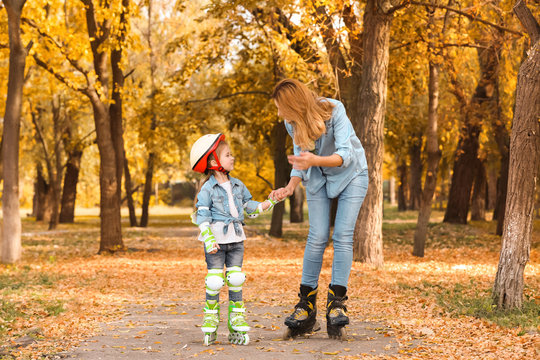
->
[202,300,220,346]
[227,301,250,345]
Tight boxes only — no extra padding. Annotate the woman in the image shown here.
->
[269,79,368,340]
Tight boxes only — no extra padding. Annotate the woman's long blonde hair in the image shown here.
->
[272,79,335,150]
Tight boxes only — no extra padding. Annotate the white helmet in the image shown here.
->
[190,133,226,173]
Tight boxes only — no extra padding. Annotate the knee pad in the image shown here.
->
[205,269,224,295]
[226,266,246,291]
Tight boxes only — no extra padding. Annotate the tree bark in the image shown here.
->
[493,0,540,310]
[289,185,304,223]
[34,164,49,222]
[413,17,441,257]
[59,148,83,223]
[352,0,392,267]
[470,158,487,221]
[1,0,28,263]
[397,159,408,211]
[124,151,138,227]
[140,153,155,227]
[270,121,289,237]
[408,133,423,210]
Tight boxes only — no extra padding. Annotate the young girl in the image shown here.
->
[190,133,277,346]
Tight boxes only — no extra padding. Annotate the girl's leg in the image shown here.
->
[205,246,226,302]
[301,187,332,288]
[224,242,249,345]
[331,172,368,287]
[224,242,245,302]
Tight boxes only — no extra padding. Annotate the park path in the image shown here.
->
[62,300,402,359]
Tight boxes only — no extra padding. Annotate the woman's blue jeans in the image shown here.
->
[301,172,368,289]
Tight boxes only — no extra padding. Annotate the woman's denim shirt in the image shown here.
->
[195,175,260,235]
[285,98,368,198]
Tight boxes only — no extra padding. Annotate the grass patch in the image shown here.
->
[0,300,25,335]
[38,299,65,317]
[436,283,539,332]
[0,270,59,292]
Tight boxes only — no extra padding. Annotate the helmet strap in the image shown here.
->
[207,151,229,175]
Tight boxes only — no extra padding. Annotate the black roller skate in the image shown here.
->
[283,285,321,339]
[326,284,349,340]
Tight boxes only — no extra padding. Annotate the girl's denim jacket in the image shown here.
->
[195,175,260,236]
[285,98,368,198]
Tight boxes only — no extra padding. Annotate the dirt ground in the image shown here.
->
[63,301,404,359]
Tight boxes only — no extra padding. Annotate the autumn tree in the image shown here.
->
[27,0,132,252]
[1,0,29,263]
[493,0,540,310]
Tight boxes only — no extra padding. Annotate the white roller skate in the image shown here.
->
[227,301,250,345]
[202,300,220,346]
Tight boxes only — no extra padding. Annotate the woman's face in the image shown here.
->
[274,99,289,123]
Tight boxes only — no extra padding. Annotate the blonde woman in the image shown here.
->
[269,79,368,340]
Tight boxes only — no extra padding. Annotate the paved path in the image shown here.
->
[64,301,400,359]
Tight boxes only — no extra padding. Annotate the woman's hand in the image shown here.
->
[287,152,317,170]
[269,186,294,202]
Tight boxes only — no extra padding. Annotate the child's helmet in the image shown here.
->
[190,133,226,173]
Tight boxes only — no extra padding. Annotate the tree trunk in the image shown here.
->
[352,0,391,267]
[408,133,423,210]
[494,156,509,234]
[413,28,441,257]
[140,153,155,227]
[35,164,49,222]
[397,159,408,211]
[140,0,157,228]
[59,148,83,223]
[270,121,289,237]
[48,96,63,230]
[83,0,124,252]
[124,152,138,227]
[289,185,304,223]
[389,176,396,206]
[88,91,124,253]
[493,0,540,310]
[1,0,28,263]
[470,159,487,221]
[487,167,498,211]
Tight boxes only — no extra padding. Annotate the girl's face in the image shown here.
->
[215,144,235,172]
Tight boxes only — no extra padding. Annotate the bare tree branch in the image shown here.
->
[22,17,90,77]
[32,54,87,93]
[256,171,274,190]
[409,1,524,36]
[513,0,540,44]
[185,91,270,105]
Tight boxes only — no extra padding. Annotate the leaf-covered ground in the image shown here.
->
[0,207,538,359]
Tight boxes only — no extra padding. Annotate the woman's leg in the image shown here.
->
[331,172,368,287]
[301,187,332,288]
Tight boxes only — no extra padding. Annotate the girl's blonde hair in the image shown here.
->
[193,140,229,208]
[272,79,335,150]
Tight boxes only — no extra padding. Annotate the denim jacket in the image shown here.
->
[285,98,368,198]
[195,175,260,236]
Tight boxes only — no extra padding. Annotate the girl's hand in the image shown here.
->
[287,152,317,170]
[208,243,220,254]
[269,187,291,201]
